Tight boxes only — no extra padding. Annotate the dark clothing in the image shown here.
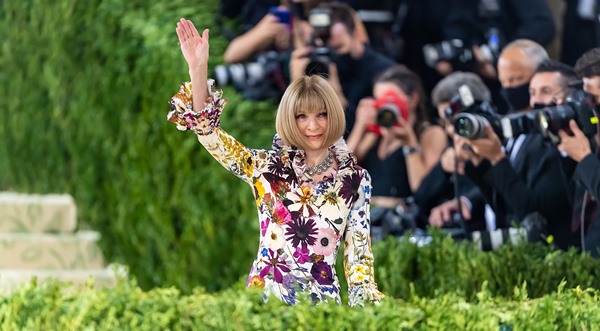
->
[442,0,555,113]
[347,0,452,98]
[412,157,487,232]
[337,45,396,136]
[443,0,556,47]
[399,0,453,104]
[219,0,280,33]
[361,144,411,198]
[571,153,600,256]
[464,133,578,250]
[561,0,600,66]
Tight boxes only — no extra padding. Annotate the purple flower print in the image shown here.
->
[293,246,310,264]
[285,218,318,248]
[259,248,291,283]
[311,262,334,286]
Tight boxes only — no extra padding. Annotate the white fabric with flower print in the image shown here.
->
[168,81,383,306]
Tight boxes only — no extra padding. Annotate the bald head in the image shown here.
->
[497,39,549,88]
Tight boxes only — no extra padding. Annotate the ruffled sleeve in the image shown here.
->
[167,80,224,135]
[167,80,267,184]
[343,169,384,307]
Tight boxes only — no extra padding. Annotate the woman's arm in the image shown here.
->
[343,170,384,306]
[346,98,379,161]
[169,19,266,184]
[223,13,285,64]
[405,125,447,192]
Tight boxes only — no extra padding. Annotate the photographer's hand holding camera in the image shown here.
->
[558,120,594,162]
[224,6,291,64]
[457,125,506,166]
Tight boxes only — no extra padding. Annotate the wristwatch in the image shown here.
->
[402,145,419,156]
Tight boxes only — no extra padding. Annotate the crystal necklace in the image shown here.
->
[305,150,334,176]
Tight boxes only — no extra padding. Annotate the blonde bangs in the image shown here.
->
[276,75,346,150]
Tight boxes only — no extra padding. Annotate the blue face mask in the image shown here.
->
[501,82,530,112]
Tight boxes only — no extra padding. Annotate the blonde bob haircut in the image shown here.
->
[275,75,345,150]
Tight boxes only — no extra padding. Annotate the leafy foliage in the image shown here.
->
[1,278,600,330]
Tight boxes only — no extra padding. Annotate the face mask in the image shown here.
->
[532,102,557,110]
[501,82,530,112]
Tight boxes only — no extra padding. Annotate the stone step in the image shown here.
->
[0,265,126,294]
[0,192,77,233]
[0,231,105,270]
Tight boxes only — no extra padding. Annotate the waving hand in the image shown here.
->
[176,18,210,111]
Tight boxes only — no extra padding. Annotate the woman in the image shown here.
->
[347,65,447,210]
[168,18,382,306]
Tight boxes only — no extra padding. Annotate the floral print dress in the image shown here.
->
[168,81,383,306]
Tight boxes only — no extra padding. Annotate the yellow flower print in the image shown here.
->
[352,264,366,275]
[254,181,266,200]
[249,275,265,288]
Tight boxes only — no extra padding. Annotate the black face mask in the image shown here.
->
[532,102,557,110]
[501,82,530,112]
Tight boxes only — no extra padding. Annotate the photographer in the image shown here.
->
[424,72,492,234]
[529,60,579,109]
[557,47,600,256]
[345,65,447,240]
[451,64,581,249]
[289,1,396,135]
[222,1,291,64]
[428,0,555,112]
[427,41,550,232]
[215,1,292,100]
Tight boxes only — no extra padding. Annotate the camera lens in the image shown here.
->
[376,105,399,127]
[453,113,488,139]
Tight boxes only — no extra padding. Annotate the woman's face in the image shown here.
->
[373,82,409,102]
[295,109,329,152]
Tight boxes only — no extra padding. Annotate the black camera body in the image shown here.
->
[305,7,334,76]
[448,85,599,144]
[423,28,502,72]
[536,89,599,142]
[306,46,332,76]
[446,85,513,141]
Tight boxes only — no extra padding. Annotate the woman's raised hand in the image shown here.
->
[176,18,209,72]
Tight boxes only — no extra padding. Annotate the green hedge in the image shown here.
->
[2,0,600,302]
[0,0,275,292]
[374,231,600,300]
[1,279,600,330]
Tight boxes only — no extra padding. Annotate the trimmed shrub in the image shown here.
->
[1,279,600,330]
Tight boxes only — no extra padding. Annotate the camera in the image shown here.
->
[304,7,334,76]
[447,85,536,142]
[423,28,502,72]
[374,90,410,127]
[213,51,289,100]
[535,88,599,142]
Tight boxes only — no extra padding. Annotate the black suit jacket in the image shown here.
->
[465,133,579,250]
[413,159,486,232]
[572,153,600,255]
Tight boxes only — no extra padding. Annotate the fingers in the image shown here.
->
[570,119,584,137]
[188,21,201,38]
[182,19,193,39]
[557,129,569,140]
[176,24,185,43]
[202,28,210,45]
[177,18,199,40]
[460,200,471,220]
